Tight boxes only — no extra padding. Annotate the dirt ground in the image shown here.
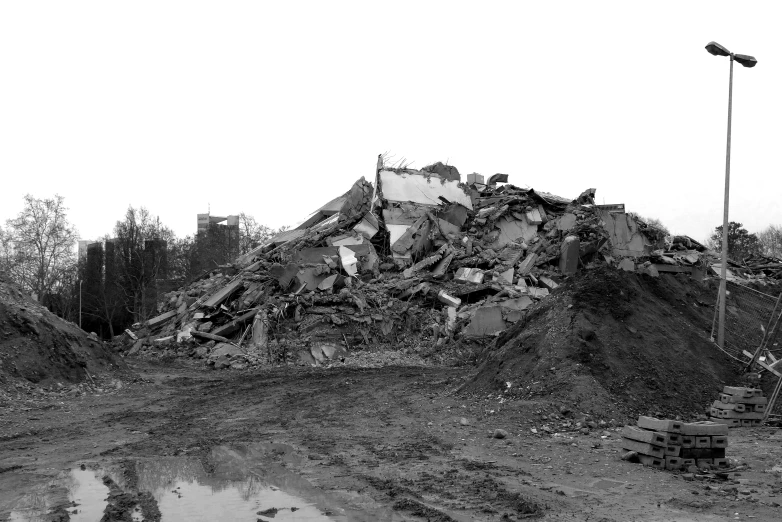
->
[2,358,782,522]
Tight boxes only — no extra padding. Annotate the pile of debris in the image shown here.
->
[123,158,703,368]
[622,416,729,471]
[0,274,128,391]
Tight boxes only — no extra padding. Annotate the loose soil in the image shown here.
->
[1,359,781,521]
[465,269,746,421]
[0,276,128,389]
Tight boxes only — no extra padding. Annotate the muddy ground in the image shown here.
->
[2,359,782,522]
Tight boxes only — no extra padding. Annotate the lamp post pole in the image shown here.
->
[718,55,733,350]
[705,41,756,350]
[79,279,82,329]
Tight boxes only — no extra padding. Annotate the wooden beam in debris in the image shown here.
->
[211,308,261,338]
[742,350,782,378]
[202,279,244,308]
[651,264,694,274]
[191,331,234,344]
[146,310,177,328]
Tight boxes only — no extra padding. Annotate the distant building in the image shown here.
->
[78,240,94,259]
[192,213,240,274]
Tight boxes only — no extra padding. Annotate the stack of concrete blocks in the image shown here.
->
[710,386,766,427]
[622,416,729,471]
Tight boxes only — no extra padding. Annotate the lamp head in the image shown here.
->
[706,41,731,57]
[734,54,758,68]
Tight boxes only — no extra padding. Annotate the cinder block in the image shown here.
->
[681,458,696,468]
[753,388,764,397]
[621,438,665,459]
[719,393,767,405]
[722,386,755,398]
[680,421,729,436]
[712,400,744,412]
[713,458,729,468]
[709,417,740,428]
[662,432,681,445]
[681,435,696,448]
[696,458,714,468]
[752,404,766,413]
[710,407,728,419]
[665,456,683,471]
[710,436,728,448]
[681,448,725,459]
[637,416,683,434]
[664,444,680,457]
[622,426,666,446]
[637,454,665,469]
[721,411,763,420]
[740,419,762,427]
[695,436,711,448]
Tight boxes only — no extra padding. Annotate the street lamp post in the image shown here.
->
[705,42,757,350]
[79,279,83,329]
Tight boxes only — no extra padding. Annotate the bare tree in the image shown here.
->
[4,194,78,302]
[629,213,670,236]
[758,224,782,260]
[238,212,278,255]
[113,207,173,323]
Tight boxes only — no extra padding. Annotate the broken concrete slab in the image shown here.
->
[353,212,379,239]
[518,253,538,276]
[525,208,543,225]
[538,276,559,290]
[437,290,461,308]
[339,245,358,277]
[495,268,514,284]
[455,267,485,284]
[618,258,636,272]
[499,296,533,311]
[146,310,177,328]
[202,279,244,309]
[528,287,550,299]
[379,169,473,209]
[464,306,505,337]
[494,215,538,248]
[600,210,657,258]
[558,213,577,231]
[559,236,579,275]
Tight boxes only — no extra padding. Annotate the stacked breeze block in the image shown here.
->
[622,417,729,471]
[710,386,766,428]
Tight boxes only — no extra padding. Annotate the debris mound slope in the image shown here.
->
[0,274,127,386]
[464,268,738,420]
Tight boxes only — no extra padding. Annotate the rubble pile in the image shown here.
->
[710,386,766,427]
[0,275,128,388]
[122,159,699,369]
[622,416,729,471]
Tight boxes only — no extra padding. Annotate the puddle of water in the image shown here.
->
[3,443,395,521]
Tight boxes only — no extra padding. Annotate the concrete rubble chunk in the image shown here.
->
[618,258,635,272]
[559,236,579,275]
[464,306,506,337]
[455,267,485,284]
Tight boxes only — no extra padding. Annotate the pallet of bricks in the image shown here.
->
[709,386,766,427]
[621,416,729,471]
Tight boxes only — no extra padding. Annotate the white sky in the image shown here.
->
[1,2,779,245]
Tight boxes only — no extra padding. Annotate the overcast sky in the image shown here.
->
[1,2,779,245]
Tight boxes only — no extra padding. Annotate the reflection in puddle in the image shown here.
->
[4,443,389,521]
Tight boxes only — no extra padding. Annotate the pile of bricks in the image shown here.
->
[621,416,729,471]
[709,386,765,427]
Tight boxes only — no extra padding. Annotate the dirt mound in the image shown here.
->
[463,268,742,421]
[0,275,128,387]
